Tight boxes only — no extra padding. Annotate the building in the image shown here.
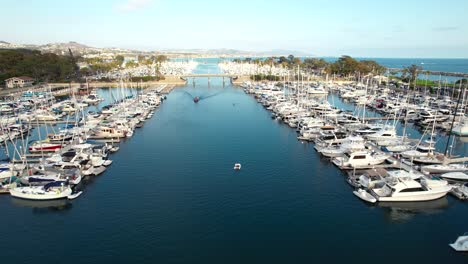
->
[5,76,35,88]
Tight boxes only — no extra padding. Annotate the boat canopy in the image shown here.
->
[44,181,66,190]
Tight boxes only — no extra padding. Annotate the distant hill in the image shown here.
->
[161,48,312,57]
[258,49,313,57]
[0,40,312,57]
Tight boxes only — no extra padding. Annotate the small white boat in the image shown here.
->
[449,233,468,251]
[92,166,107,176]
[353,188,377,203]
[67,191,83,200]
[234,163,241,170]
[109,146,120,153]
[450,183,468,200]
[441,172,468,181]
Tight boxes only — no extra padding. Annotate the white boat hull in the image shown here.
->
[424,165,468,174]
[374,187,451,202]
[353,189,377,203]
[449,235,468,251]
[10,186,72,200]
[441,172,468,181]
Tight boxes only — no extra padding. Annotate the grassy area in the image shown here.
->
[390,76,463,88]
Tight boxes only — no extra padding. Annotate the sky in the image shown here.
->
[1,0,467,58]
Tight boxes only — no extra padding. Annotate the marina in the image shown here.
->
[0,60,467,263]
[2,0,468,262]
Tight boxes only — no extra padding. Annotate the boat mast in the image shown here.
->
[444,83,465,156]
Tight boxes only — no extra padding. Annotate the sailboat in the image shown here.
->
[10,181,72,200]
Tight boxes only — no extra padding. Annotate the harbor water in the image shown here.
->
[0,62,467,263]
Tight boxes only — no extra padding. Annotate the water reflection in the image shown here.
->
[379,197,450,223]
[11,198,72,213]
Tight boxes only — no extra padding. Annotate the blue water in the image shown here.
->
[324,58,468,74]
[181,57,468,82]
[181,57,468,73]
[0,62,468,263]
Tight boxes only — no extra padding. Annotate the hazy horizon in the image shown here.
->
[2,0,467,58]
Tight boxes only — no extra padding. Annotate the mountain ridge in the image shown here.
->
[0,41,312,57]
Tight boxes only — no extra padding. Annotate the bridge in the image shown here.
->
[179,74,243,78]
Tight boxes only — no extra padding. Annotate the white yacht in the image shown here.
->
[422,164,468,174]
[366,126,398,144]
[364,176,451,202]
[82,92,104,104]
[90,126,126,139]
[440,172,468,181]
[401,140,436,159]
[451,118,468,137]
[355,124,384,135]
[332,150,388,168]
[34,110,60,121]
[320,135,365,158]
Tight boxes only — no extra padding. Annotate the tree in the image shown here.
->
[404,64,423,88]
[277,56,288,64]
[303,58,328,71]
[115,55,124,64]
[125,61,137,68]
[0,49,76,83]
[325,56,385,78]
[155,55,168,63]
[327,55,359,76]
[358,60,386,75]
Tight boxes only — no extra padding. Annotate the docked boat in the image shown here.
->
[90,126,126,139]
[451,119,468,137]
[353,188,377,203]
[440,172,468,181]
[365,176,451,202]
[34,110,60,121]
[68,191,83,200]
[401,147,436,159]
[9,181,72,200]
[47,132,73,143]
[82,92,103,104]
[320,135,365,158]
[366,126,398,143]
[450,183,468,199]
[20,173,61,186]
[422,164,468,174]
[0,163,18,180]
[449,233,468,251]
[28,139,62,152]
[332,150,388,168]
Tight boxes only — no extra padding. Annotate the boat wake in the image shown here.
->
[182,90,224,102]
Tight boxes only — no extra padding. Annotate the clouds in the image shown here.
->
[115,0,152,12]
